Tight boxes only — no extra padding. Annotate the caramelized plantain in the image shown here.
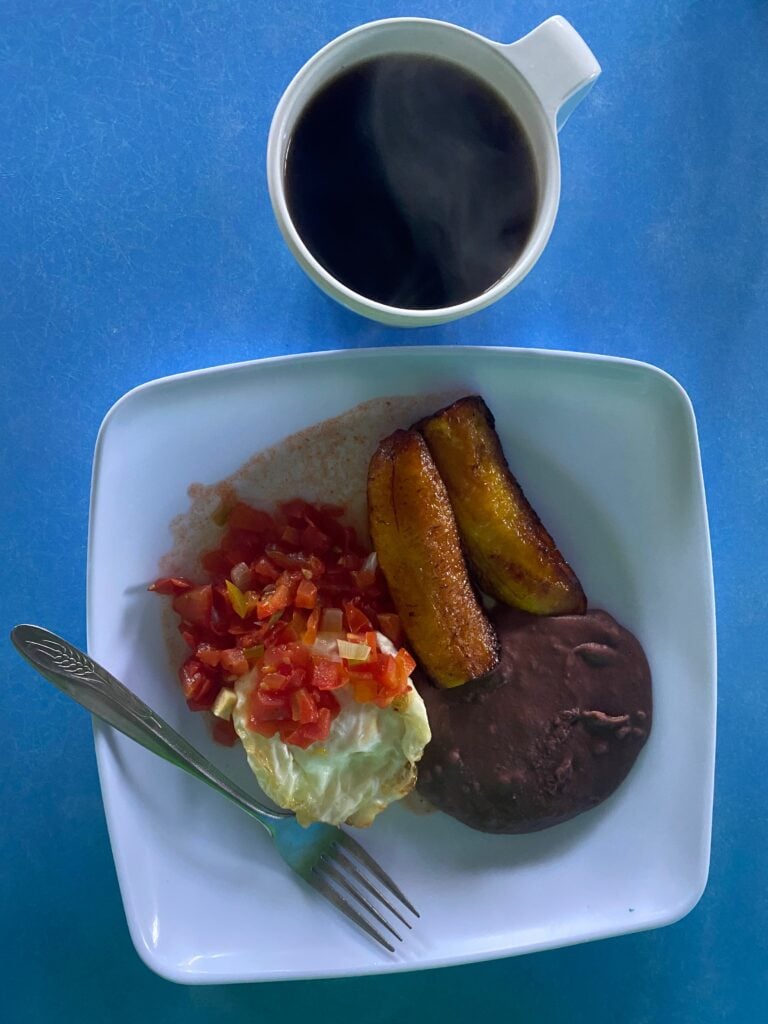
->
[417,396,587,616]
[368,429,499,688]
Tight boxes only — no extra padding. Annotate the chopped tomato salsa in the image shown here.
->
[150,499,414,748]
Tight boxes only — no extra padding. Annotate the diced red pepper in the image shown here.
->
[344,601,373,633]
[201,549,233,575]
[248,718,283,738]
[180,658,216,710]
[249,690,291,724]
[261,668,307,694]
[291,688,319,724]
[256,582,292,620]
[280,525,302,547]
[151,498,419,746]
[228,503,275,534]
[305,508,345,547]
[396,648,417,679]
[285,707,333,749]
[219,648,249,676]
[179,626,197,649]
[364,631,378,657]
[235,629,264,650]
[268,620,299,647]
[196,643,221,668]
[286,668,308,689]
[280,570,304,596]
[218,531,250,567]
[350,675,377,703]
[313,689,340,715]
[279,498,312,523]
[251,556,280,581]
[311,657,346,690]
[351,569,377,589]
[303,607,320,645]
[212,718,238,746]
[262,643,312,673]
[274,721,295,744]
[260,671,287,692]
[295,578,318,609]
[305,715,334,742]
[172,585,213,628]
[148,577,193,596]
[378,653,398,690]
[265,546,325,576]
[300,523,331,553]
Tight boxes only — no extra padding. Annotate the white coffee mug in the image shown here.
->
[267,16,600,327]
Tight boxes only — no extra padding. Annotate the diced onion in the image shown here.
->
[321,608,343,633]
[337,640,371,662]
[212,687,237,720]
[310,631,344,658]
[362,551,378,574]
[230,561,252,591]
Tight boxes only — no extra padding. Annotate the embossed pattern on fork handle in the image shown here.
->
[10,624,290,825]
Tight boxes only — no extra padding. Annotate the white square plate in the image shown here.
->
[87,346,716,983]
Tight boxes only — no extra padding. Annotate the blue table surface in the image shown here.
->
[2,0,766,1020]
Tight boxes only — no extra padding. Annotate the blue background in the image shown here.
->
[2,1,766,1020]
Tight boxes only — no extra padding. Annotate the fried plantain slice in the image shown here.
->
[417,396,587,616]
[368,429,499,688]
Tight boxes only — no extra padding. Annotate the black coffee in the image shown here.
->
[284,54,538,310]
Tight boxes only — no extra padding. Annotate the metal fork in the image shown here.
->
[10,624,418,952]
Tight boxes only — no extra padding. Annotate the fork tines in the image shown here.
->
[310,832,418,953]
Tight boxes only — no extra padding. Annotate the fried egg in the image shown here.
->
[232,635,431,827]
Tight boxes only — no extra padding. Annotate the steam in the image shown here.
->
[365,57,536,308]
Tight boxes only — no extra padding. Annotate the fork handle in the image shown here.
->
[11,624,290,828]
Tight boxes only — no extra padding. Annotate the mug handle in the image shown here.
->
[504,16,601,131]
